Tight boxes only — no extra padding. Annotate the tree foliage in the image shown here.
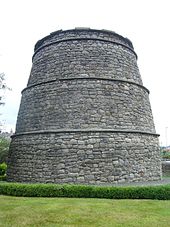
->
[0,72,7,106]
[0,72,10,163]
[0,72,11,132]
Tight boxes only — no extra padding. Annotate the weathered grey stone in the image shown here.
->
[7,28,161,184]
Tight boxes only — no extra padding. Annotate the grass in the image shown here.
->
[1,196,170,227]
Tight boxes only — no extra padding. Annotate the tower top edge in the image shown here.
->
[34,28,134,52]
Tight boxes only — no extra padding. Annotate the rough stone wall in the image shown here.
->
[29,39,141,86]
[7,28,161,184]
[7,132,160,184]
[16,80,155,133]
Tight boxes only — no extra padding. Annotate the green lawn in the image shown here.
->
[0,196,170,227]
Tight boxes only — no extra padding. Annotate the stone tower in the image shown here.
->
[7,28,161,184]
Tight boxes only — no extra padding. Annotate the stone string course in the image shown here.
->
[7,28,161,184]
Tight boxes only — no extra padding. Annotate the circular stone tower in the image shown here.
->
[7,28,161,184]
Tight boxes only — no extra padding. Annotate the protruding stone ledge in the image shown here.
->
[11,128,160,138]
[22,77,149,94]
[32,37,137,61]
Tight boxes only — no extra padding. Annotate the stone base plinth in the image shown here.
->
[7,131,161,184]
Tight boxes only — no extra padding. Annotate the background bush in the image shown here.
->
[0,137,10,163]
[0,175,6,181]
[0,162,7,181]
[0,182,170,200]
[0,162,7,176]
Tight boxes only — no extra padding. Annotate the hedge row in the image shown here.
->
[0,182,170,200]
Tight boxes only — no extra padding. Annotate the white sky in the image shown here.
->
[0,0,170,146]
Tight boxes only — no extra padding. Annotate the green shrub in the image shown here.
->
[0,137,10,163]
[0,162,7,176]
[0,175,6,181]
[162,153,170,160]
[0,182,170,200]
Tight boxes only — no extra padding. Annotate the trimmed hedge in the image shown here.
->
[0,182,170,200]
